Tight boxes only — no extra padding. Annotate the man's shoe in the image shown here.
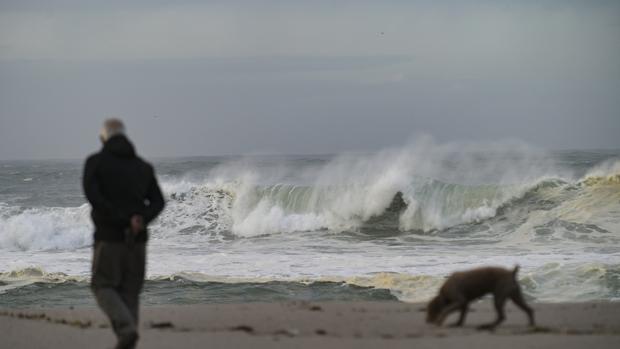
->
[116,332,138,349]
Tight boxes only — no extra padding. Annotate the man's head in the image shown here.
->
[99,118,126,143]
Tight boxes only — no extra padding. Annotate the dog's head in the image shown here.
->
[426,295,445,324]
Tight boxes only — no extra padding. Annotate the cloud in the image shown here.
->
[0,2,617,80]
[0,1,619,159]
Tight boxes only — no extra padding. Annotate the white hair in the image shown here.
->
[99,118,126,142]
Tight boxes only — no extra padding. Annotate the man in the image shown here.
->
[83,118,165,349]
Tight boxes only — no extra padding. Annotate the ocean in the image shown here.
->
[1,140,619,308]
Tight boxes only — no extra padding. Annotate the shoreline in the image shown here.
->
[2,301,619,348]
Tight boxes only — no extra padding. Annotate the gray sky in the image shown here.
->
[0,0,619,160]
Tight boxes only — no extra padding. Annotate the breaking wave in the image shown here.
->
[154,164,619,239]
[1,147,618,251]
[0,203,91,251]
[154,139,572,237]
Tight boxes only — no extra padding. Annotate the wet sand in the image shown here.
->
[2,301,619,348]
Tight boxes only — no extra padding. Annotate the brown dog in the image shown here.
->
[426,266,535,330]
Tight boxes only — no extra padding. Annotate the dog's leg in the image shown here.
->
[477,296,506,330]
[434,301,463,326]
[510,288,535,326]
[449,303,469,327]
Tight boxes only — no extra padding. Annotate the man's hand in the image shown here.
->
[130,215,144,234]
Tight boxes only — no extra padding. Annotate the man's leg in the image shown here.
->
[92,242,138,348]
[94,288,138,341]
[120,243,146,325]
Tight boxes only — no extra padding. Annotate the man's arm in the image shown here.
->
[142,166,165,225]
[82,155,124,221]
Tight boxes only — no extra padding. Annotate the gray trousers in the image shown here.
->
[91,241,146,348]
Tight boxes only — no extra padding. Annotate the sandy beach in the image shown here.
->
[2,301,619,348]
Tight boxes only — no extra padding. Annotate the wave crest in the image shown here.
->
[581,160,620,186]
[0,204,91,251]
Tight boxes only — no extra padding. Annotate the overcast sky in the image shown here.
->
[0,0,619,160]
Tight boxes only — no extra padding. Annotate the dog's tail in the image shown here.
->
[512,265,520,277]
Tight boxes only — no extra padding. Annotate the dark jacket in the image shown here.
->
[83,135,165,242]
